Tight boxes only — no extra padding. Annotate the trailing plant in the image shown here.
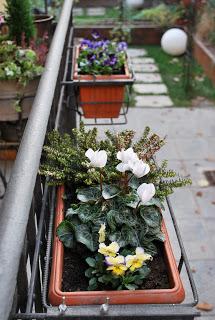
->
[5,0,35,46]
[0,40,43,85]
[77,30,128,75]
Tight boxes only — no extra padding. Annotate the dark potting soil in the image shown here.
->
[62,243,170,292]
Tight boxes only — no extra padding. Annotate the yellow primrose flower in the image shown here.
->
[125,247,152,272]
[105,255,127,276]
[98,223,106,243]
[107,264,128,276]
[98,241,119,257]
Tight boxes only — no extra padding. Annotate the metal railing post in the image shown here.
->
[0,1,73,319]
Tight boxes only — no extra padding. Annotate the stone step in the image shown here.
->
[133,84,168,94]
[87,7,106,16]
[133,64,158,73]
[127,48,147,57]
[135,73,163,83]
[135,95,173,107]
[131,57,155,64]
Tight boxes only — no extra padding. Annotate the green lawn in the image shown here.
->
[144,45,215,107]
[74,8,121,25]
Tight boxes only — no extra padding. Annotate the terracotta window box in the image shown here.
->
[73,46,132,119]
[49,186,185,306]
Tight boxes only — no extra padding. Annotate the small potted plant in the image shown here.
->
[73,30,133,119]
[0,0,47,142]
[40,124,191,306]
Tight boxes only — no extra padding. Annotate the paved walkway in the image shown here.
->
[90,48,215,319]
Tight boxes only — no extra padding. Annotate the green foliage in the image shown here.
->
[133,4,185,27]
[0,41,43,84]
[57,183,165,255]
[5,0,35,46]
[145,45,215,106]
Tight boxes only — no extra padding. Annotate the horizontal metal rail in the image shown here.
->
[0,1,74,319]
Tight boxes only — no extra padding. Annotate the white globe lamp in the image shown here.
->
[161,28,188,56]
[125,0,144,9]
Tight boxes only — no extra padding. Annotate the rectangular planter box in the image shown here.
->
[49,186,185,306]
[194,36,215,85]
[74,24,164,45]
[73,46,131,118]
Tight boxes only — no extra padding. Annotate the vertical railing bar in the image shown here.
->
[25,183,49,313]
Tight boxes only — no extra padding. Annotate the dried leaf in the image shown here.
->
[196,302,214,312]
[196,191,203,197]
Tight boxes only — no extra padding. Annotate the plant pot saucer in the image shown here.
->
[49,186,185,306]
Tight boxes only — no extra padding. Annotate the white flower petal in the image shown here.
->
[135,247,144,255]
[137,183,156,204]
[85,148,94,161]
[116,163,130,172]
[131,161,150,178]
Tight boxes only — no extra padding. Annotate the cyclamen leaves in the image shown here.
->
[77,186,101,203]
[56,221,75,248]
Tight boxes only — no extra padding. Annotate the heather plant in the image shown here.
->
[77,30,128,75]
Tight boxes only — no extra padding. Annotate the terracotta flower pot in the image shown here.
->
[73,47,131,119]
[34,14,54,38]
[0,78,39,122]
[49,186,185,306]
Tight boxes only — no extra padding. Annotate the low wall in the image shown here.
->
[194,36,215,85]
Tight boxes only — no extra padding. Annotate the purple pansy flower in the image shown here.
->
[118,42,128,52]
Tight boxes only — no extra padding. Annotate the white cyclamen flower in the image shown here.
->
[85,148,107,168]
[137,183,155,204]
[129,159,150,178]
[117,147,138,163]
[116,148,138,173]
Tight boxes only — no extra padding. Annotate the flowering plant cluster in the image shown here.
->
[77,30,128,75]
[41,124,191,291]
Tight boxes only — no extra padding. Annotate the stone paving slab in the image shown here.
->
[133,83,168,94]
[175,138,215,161]
[135,95,173,107]
[131,57,155,64]
[133,64,159,73]
[194,187,215,218]
[177,219,215,260]
[135,73,163,83]
[127,48,147,57]
[73,8,84,16]
[183,160,215,188]
[189,260,215,315]
[87,7,106,16]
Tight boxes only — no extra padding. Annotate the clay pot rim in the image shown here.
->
[34,14,54,23]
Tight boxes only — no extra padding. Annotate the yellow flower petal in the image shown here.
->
[98,223,106,243]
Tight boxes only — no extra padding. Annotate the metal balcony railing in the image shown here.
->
[0,1,200,319]
[0,1,74,319]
